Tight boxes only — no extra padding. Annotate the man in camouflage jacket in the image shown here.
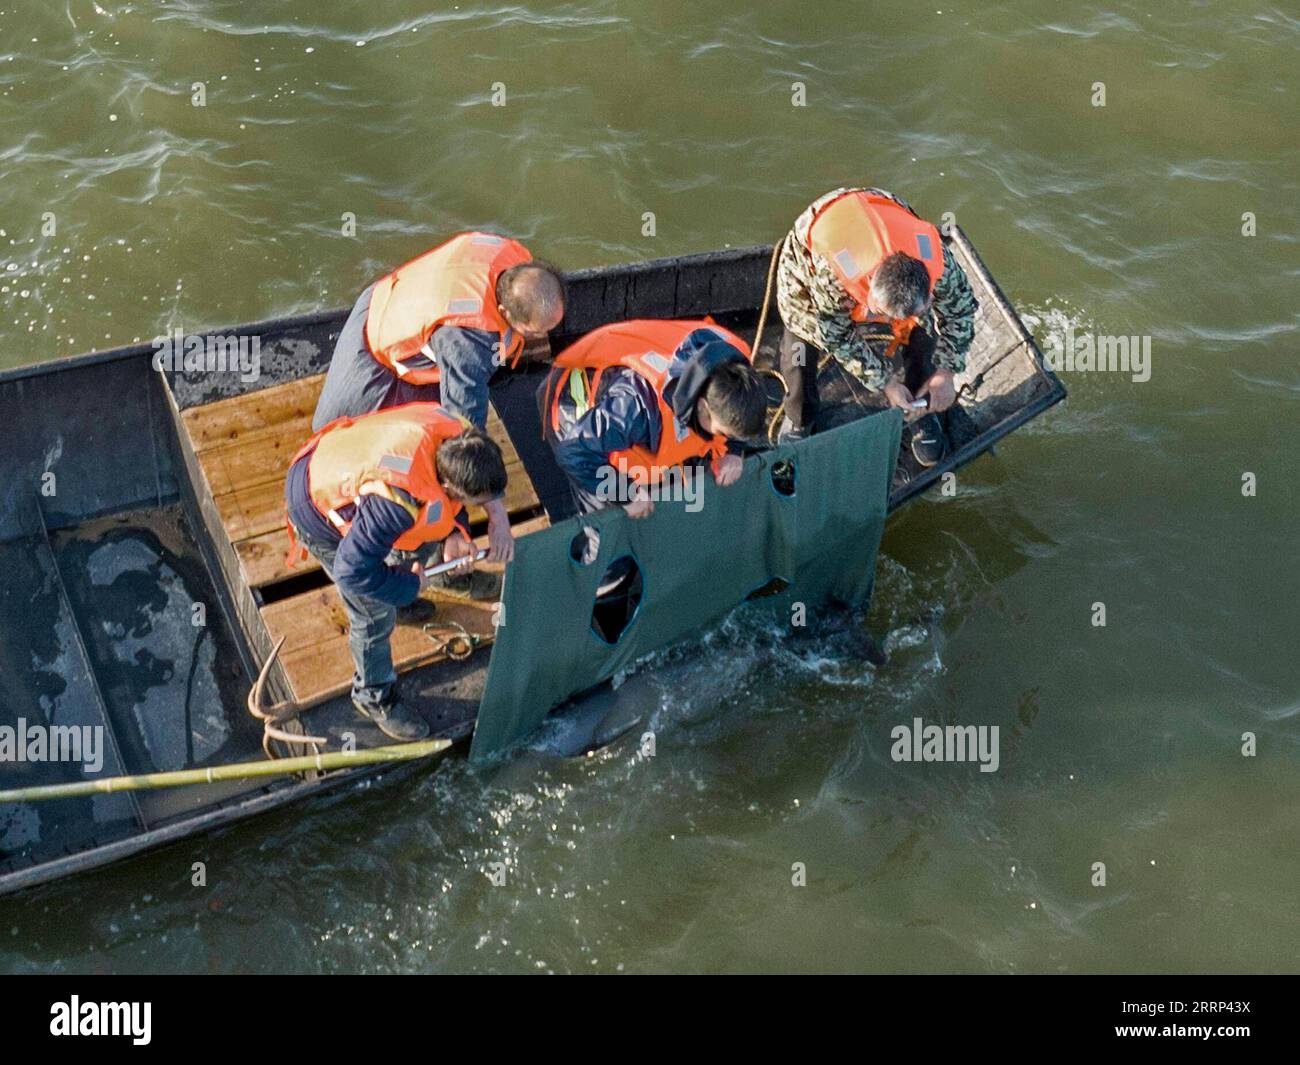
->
[775,186,978,464]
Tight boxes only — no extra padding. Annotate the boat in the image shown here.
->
[0,226,1065,897]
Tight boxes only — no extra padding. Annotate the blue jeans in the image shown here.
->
[292,525,397,708]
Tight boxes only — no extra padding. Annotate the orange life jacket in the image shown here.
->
[288,403,467,559]
[548,319,751,486]
[804,189,945,356]
[364,232,530,385]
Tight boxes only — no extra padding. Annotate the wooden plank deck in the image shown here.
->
[175,373,548,706]
[263,515,547,706]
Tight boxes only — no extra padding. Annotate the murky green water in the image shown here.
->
[2,1,1297,972]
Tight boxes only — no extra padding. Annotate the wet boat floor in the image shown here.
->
[0,507,262,871]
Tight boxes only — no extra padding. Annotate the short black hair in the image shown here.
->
[871,252,932,318]
[496,260,565,326]
[436,428,507,500]
[702,361,766,441]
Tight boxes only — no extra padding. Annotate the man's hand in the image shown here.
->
[409,560,430,593]
[442,531,477,575]
[625,486,655,520]
[917,368,957,413]
[483,497,515,563]
[882,378,916,412]
[713,453,743,487]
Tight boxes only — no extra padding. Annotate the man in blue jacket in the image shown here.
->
[542,321,768,520]
[286,408,507,740]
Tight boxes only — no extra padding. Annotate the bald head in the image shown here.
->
[496,261,565,339]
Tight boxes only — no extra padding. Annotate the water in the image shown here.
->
[1,1,1297,972]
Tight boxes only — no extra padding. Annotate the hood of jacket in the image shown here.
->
[662,327,748,433]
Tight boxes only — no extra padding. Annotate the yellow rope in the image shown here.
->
[753,238,836,444]
[246,636,326,759]
[766,355,834,444]
[752,240,782,360]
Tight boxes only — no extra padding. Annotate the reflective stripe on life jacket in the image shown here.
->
[548,319,751,487]
[804,189,945,356]
[364,232,530,385]
[288,403,467,556]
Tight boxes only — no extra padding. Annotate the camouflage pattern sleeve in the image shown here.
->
[804,270,891,390]
[775,235,890,391]
[930,244,978,373]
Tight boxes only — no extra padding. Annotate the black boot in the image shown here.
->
[902,413,947,467]
[776,415,809,444]
[352,688,430,742]
[397,598,437,623]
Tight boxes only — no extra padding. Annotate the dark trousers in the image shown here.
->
[778,326,939,432]
[291,524,397,707]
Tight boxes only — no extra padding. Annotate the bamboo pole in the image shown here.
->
[0,739,452,804]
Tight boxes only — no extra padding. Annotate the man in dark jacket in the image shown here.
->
[775,186,978,466]
[314,235,565,564]
[543,323,767,520]
[286,411,507,740]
